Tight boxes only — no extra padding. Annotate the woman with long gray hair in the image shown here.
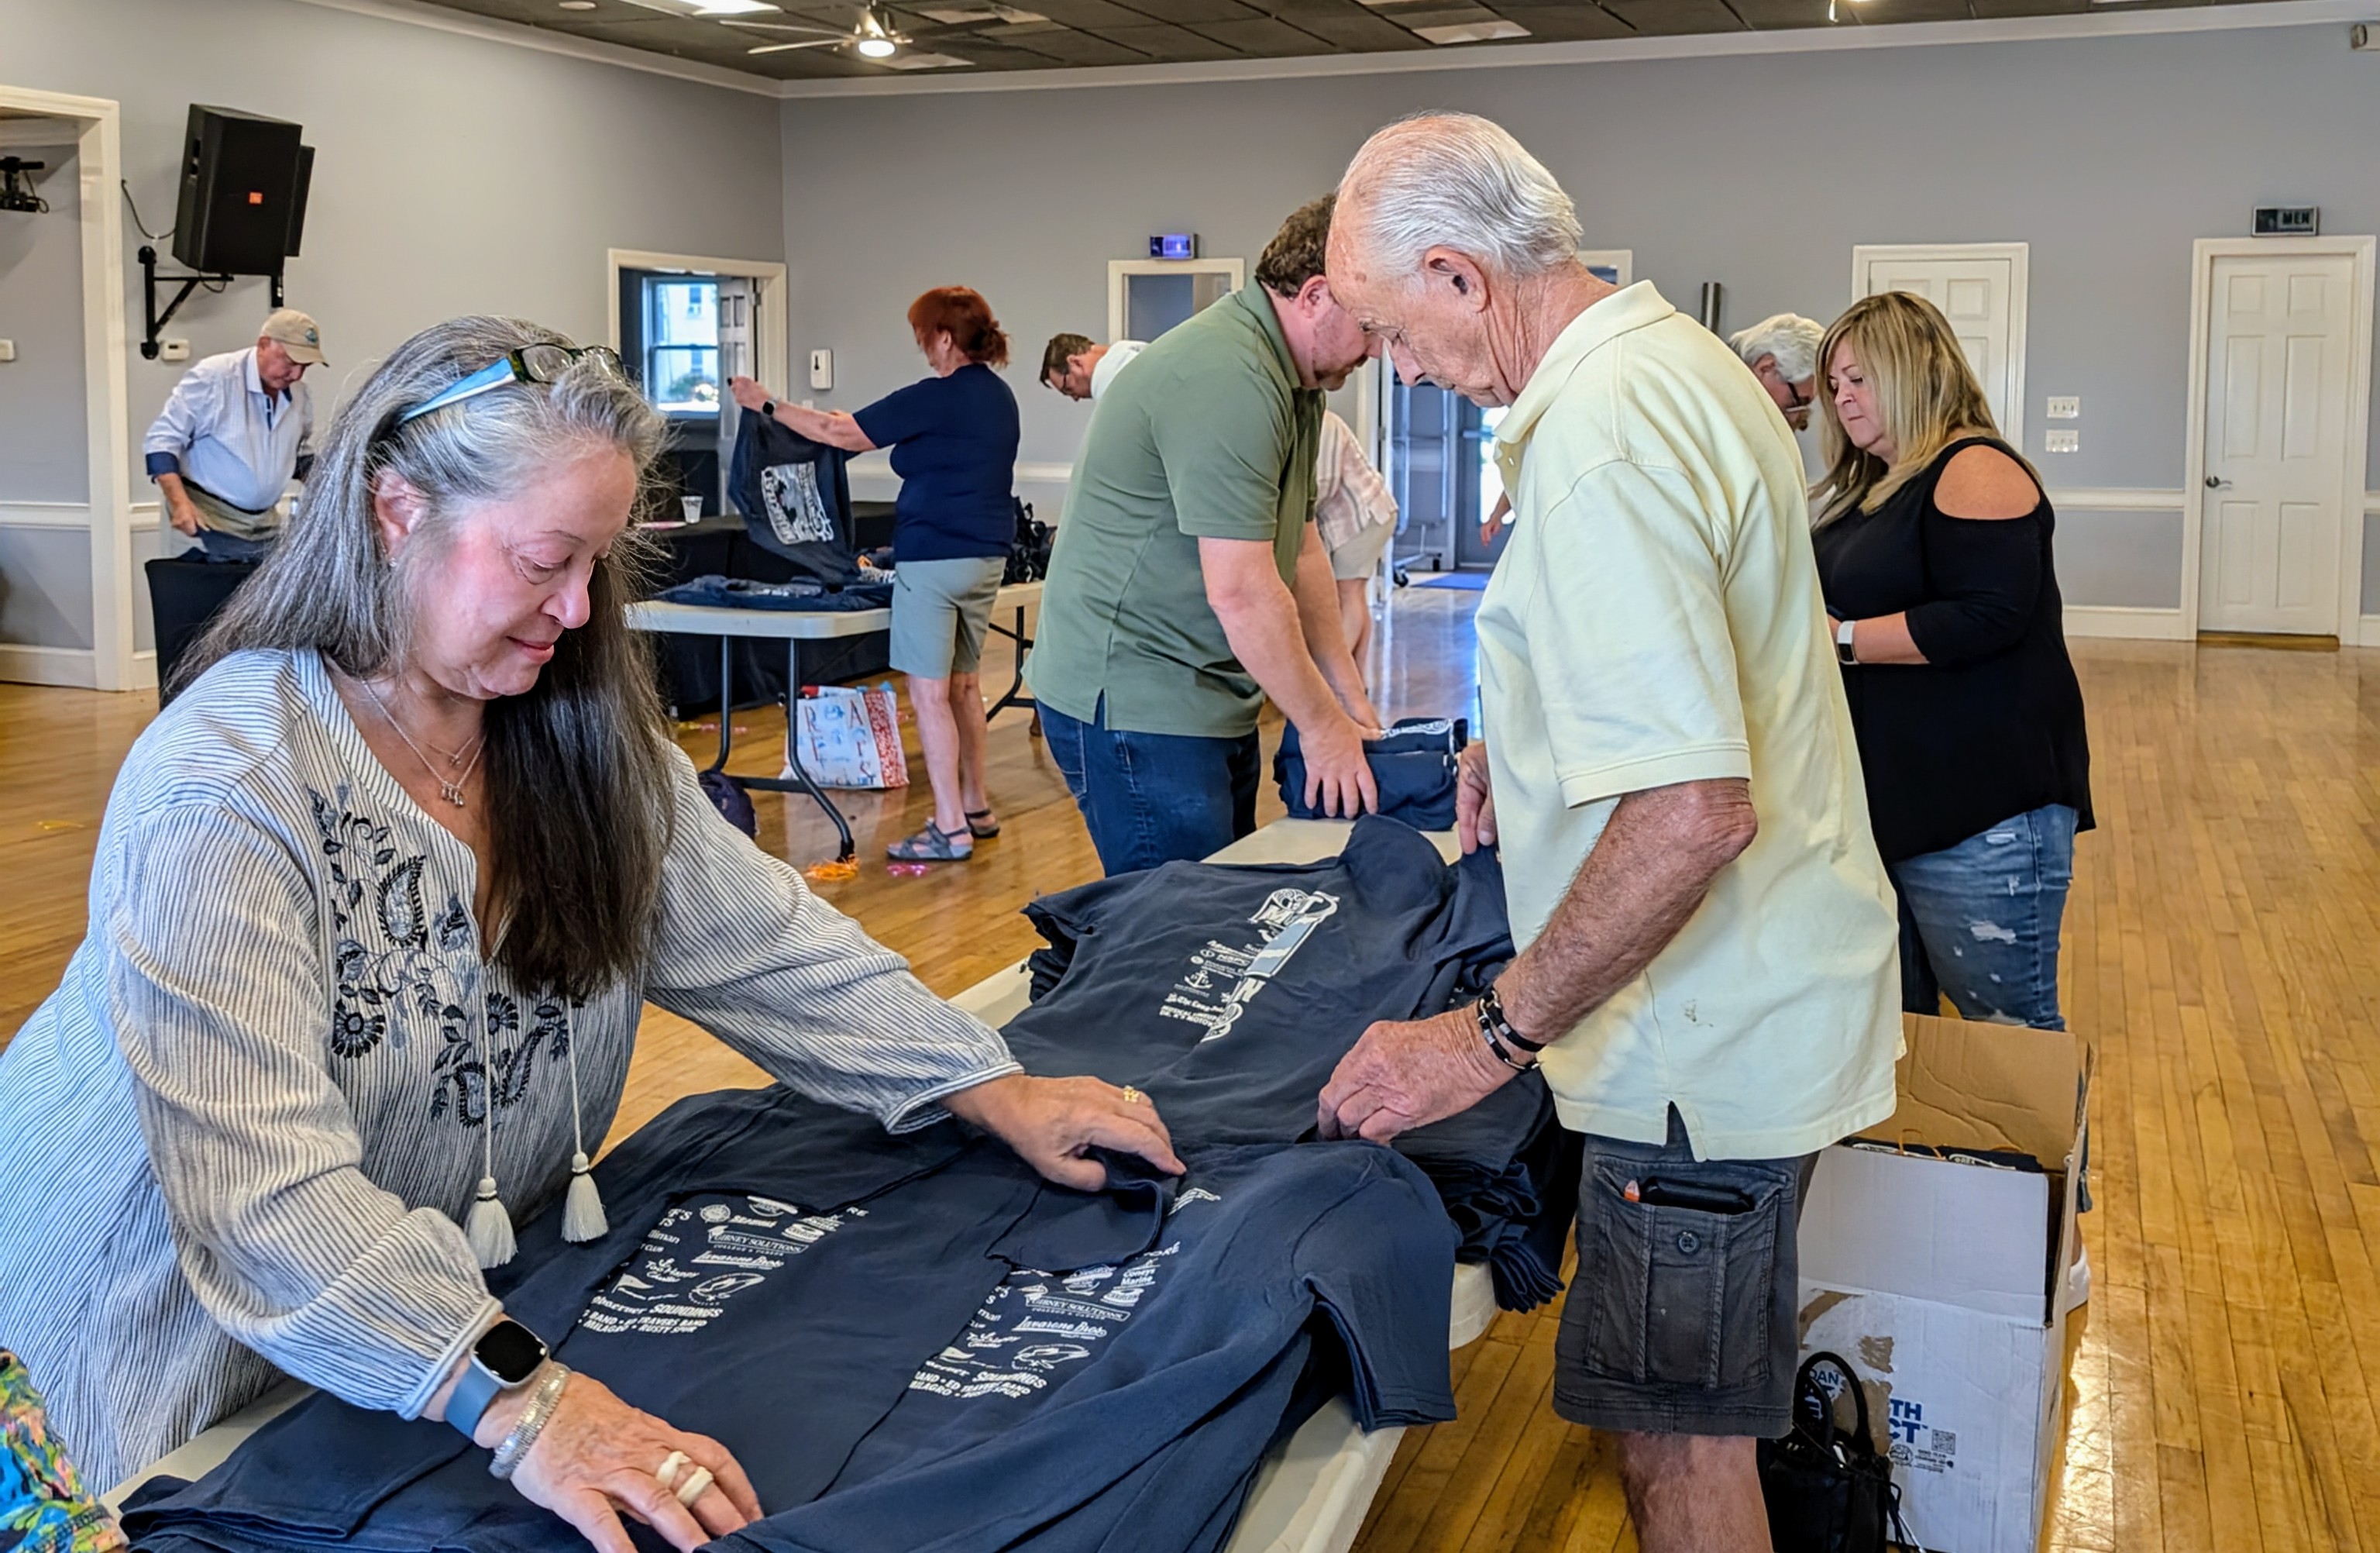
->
[0,316,1179,1544]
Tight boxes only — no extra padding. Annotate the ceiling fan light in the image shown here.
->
[855,33,899,55]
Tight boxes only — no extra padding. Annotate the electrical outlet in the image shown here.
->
[0,339,15,363]
[2045,396,2081,419]
[2044,429,2079,453]
[160,339,191,362]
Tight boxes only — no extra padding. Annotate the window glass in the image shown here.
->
[645,277,721,414]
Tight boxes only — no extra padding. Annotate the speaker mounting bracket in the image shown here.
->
[139,246,282,360]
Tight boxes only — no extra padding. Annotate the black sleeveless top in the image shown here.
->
[1811,436,2093,864]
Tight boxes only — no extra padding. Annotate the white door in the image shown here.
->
[2196,253,2358,635]
[1852,245,2027,452]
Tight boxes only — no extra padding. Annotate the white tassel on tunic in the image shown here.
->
[466,990,515,1268]
[561,1004,607,1242]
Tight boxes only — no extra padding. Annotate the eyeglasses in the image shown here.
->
[394,344,626,425]
[1782,377,1814,411]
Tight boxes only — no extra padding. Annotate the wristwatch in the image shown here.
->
[1835,617,1859,666]
[759,398,777,421]
[448,1318,549,1441]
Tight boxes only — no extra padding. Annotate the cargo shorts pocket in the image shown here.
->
[1565,1159,1790,1391]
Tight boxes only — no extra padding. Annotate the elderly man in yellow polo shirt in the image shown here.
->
[1318,113,1901,1553]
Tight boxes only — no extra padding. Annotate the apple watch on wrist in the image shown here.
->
[759,398,777,421]
[1835,617,1859,666]
[448,1318,549,1441]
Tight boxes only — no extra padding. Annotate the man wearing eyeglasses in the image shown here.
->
[1725,313,1824,431]
[144,309,326,561]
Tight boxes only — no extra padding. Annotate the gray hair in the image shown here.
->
[187,315,678,1000]
[1729,313,1825,384]
[1336,112,1583,282]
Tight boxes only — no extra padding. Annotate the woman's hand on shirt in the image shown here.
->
[497,1372,762,1553]
[943,1073,1185,1191]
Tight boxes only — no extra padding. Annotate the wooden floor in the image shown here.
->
[4,593,2378,1552]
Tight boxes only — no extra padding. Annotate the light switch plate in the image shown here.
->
[2045,396,2080,419]
[160,339,191,362]
[0,339,15,363]
[809,349,833,391]
[2044,429,2079,453]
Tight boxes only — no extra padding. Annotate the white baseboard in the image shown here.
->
[2064,605,2192,641]
[2358,615,2380,649]
[0,642,99,687]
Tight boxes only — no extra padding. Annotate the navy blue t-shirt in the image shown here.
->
[851,363,1019,562]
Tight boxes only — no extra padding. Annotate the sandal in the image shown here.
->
[965,808,1002,839]
[887,822,973,862]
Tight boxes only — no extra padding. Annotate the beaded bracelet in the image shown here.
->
[489,1363,572,1481]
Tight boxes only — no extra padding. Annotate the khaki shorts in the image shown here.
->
[1553,1106,1820,1438]
[889,556,1006,680]
[1326,519,1395,582]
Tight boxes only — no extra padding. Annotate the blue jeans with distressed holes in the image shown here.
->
[1889,803,2078,1029]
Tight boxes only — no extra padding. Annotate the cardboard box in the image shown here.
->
[1794,1014,2091,1553]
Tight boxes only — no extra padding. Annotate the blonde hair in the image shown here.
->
[1811,291,2031,527]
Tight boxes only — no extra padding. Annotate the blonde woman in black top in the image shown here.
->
[1808,291,2092,1032]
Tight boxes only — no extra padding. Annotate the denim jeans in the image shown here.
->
[1888,803,2078,1031]
[1040,696,1260,876]
[1892,803,2086,1209]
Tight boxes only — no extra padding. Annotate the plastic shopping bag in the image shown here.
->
[789,684,910,790]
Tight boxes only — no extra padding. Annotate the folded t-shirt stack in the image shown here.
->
[1274,717,1467,830]
[655,575,896,612]
[1007,815,1579,1312]
[124,1084,1457,1553]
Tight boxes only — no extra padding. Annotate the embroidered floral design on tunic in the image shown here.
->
[308,787,569,1128]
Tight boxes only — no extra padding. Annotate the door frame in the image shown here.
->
[1850,242,2030,454]
[1106,257,1243,344]
[0,85,135,690]
[2179,235,2376,639]
[604,249,789,405]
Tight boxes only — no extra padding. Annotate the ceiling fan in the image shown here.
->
[723,3,907,56]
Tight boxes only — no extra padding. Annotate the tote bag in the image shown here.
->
[789,684,910,790]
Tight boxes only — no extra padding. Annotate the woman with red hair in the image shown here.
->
[731,287,1020,861]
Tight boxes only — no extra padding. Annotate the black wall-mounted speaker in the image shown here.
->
[170,105,309,276]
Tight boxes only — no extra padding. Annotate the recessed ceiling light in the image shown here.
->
[1412,17,1528,43]
[559,2,596,9]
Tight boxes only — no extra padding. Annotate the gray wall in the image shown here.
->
[778,23,2380,614]
[5,0,784,664]
[11,0,786,498]
[0,138,89,505]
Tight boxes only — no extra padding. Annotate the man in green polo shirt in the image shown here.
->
[1027,195,1384,875]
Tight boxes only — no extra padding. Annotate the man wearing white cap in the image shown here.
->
[144,308,325,560]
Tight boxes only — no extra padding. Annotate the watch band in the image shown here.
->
[1835,617,1859,665]
[449,1320,546,1441]
[760,398,776,421]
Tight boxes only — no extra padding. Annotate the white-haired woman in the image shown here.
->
[1811,290,2093,1029]
[1727,313,1825,430]
[0,318,1178,1543]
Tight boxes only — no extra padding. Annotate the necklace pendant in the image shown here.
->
[440,781,466,807]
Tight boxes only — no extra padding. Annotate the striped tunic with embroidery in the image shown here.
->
[0,649,1019,1487]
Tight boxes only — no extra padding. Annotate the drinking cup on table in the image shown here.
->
[682,495,703,524]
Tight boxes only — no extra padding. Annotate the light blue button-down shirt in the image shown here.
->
[143,346,315,513]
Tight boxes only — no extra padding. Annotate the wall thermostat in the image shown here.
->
[1149,232,1198,260]
[2253,206,2320,236]
[809,349,833,391]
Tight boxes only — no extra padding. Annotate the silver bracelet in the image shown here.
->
[488,1362,572,1480]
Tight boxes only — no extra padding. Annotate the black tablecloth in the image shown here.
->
[641,516,892,718]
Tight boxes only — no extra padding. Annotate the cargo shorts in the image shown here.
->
[1552,1106,1821,1438]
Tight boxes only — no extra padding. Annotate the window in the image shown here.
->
[643,276,721,414]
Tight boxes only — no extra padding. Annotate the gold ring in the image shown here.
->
[1121,1086,1144,1105]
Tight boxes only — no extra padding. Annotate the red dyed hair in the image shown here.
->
[907,286,1010,368]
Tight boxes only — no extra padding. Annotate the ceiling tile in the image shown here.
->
[1010,0,1166,24]
[1185,13,1334,48]
[1004,25,1164,57]
[1276,7,1434,45]
[1598,0,1749,31]
[1108,0,1267,25]
[1965,0,2088,13]
[1089,21,1252,53]
[1472,2,1635,37]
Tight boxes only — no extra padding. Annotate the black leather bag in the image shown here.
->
[1759,1352,1911,1553]
[1004,498,1052,584]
